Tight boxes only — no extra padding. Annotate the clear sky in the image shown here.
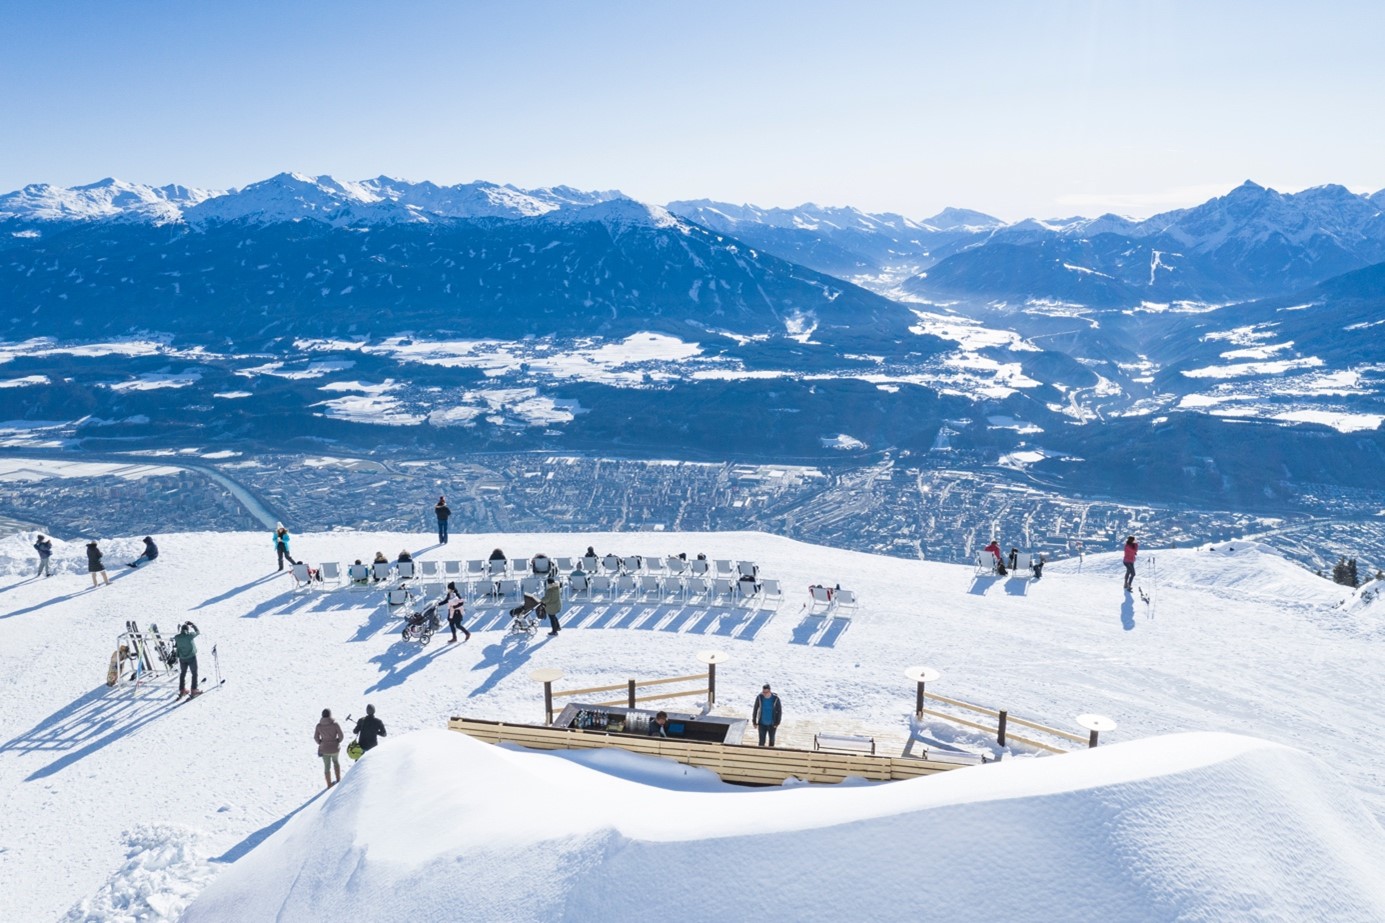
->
[3,0,1382,220]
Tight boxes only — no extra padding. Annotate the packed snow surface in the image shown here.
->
[1,531,1382,921]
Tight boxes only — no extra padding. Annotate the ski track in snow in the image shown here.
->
[0,531,1381,920]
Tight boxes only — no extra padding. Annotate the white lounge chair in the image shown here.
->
[808,585,834,613]
[736,561,758,579]
[521,576,544,597]
[372,561,392,583]
[665,556,687,576]
[396,560,416,580]
[759,578,784,610]
[638,574,662,600]
[509,557,528,576]
[418,560,441,585]
[347,563,371,589]
[554,556,575,574]
[684,576,711,602]
[621,555,643,575]
[835,588,859,613]
[614,574,637,599]
[602,554,622,574]
[319,561,343,587]
[568,572,591,600]
[589,574,613,600]
[711,577,736,606]
[290,562,313,591]
[714,559,734,578]
[689,558,710,577]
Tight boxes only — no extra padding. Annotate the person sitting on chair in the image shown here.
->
[348,559,370,584]
[397,549,413,563]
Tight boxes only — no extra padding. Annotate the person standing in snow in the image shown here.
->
[434,495,451,544]
[316,708,344,788]
[352,705,387,753]
[751,683,782,747]
[540,575,562,637]
[1031,554,1046,580]
[175,621,201,698]
[34,534,53,578]
[127,536,159,568]
[273,524,298,572]
[86,540,109,587]
[1123,536,1139,592]
[444,581,471,643]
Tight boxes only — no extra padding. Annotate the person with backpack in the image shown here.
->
[34,534,53,578]
[175,621,201,698]
[273,524,298,571]
[444,581,471,643]
[127,536,159,568]
[540,575,563,637]
[86,540,109,587]
[352,705,387,753]
[315,708,344,788]
[752,684,782,747]
[434,495,451,544]
[1123,536,1139,592]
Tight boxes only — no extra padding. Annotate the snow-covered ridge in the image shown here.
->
[0,173,635,228]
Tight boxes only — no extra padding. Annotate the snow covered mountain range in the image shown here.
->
[3,174,1385,510]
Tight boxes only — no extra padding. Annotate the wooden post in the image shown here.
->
[627,679,636,709]
[708,662,717,706]
[544,681,554,726]
[1088,728,1099,748]
[530,668,564,727]
[997,709,1008,746]
[915,681,925,718]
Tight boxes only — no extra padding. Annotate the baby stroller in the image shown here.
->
[507,593,544,638]
[402,600,441,645]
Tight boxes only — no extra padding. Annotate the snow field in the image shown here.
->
[0,530,1382,921]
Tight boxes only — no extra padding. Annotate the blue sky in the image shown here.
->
[3,1,1382,219]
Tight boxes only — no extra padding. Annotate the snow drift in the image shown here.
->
[184,729,1385,923]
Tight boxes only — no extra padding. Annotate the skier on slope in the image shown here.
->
[352,705,387,753]
[175,621,201,698]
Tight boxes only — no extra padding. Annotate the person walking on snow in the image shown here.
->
[175,621,201,698]
[1123,536,1139,592]
[86,541,109,587]
[34,534,52,578]
[316,709,344,788]
[444,581,471,643]
[541,576,563,637]
[752,683,782,747]
[352,705,387,753]
[127,536,159,568]
[434,495,451,544]
[273,523,298,571]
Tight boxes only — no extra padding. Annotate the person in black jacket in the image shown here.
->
[34,534,53,578]
[353,704,387,752]
[751,684,782,747]
[434,496,451,544]
[86,541,109,587]
[128,536,159,568]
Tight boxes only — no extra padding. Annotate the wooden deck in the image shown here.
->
[448,717,982,786]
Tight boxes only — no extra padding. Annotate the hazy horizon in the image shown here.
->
[3,1,1383,221]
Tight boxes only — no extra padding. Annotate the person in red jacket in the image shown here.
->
[983,540,1005,575]
[1123,536,1139,592]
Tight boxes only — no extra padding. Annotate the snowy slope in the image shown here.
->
[0,531,1381,922]
[184,729,1385,922]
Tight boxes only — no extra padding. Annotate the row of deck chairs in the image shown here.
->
[973,551,1038,577]
[288,557,782,609]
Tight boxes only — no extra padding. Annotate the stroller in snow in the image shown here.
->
[401,600,442,645]
[507,593,545,638]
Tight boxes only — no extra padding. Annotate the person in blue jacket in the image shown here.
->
[751,684,782,747]
[273,523,298,571]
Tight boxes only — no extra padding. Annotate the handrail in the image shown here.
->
[923,691,1087,746]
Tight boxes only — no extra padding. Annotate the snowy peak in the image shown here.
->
[542,196,682,230]
[0,177,219,223]
[920,206,1004,231]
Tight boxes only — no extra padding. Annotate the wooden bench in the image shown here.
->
[448,717,972,785]
[814,732,875,756]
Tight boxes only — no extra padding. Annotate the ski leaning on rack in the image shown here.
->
[146,623,178,670]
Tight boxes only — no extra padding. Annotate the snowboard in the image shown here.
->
[106,648,121,686]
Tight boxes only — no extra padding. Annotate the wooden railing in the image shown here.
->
[543,671,711,724]
[918,690,1088,754]
[448,717,980,785]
